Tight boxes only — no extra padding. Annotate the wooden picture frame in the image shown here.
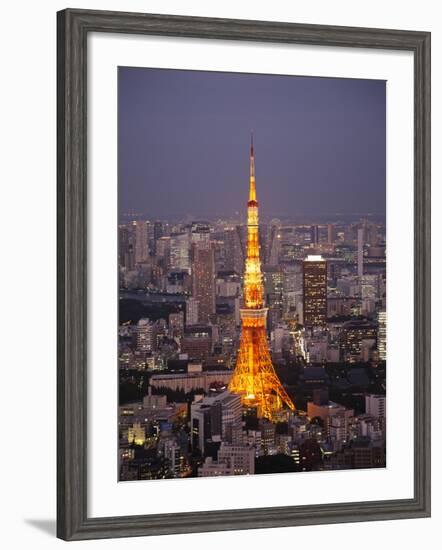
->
[57,8,431,541]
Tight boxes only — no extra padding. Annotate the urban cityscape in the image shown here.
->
[118,68,386,482]
[118,143,386,480]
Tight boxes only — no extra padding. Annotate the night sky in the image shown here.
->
[118,67,385,222]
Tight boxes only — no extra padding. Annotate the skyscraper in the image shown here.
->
[357,227,364,277]
[228,137,295,419]
[133,220,150,264]
[327,224,334,245]
[153,220,163,241]
[156,235,171,271]
[367,223,378,246]
[118,224,135,270]
[191,390,242,454]
[224,226,244,275]
[152,220,163,255]
[266,222,281,266]
[263,265,284,330]
[303,255,327,328]
[311,224,319,245]
[170,232,190,272]
[192,241,215,323]
[136,318,153,352]
[377,310,387,361]
[191,221,211,244]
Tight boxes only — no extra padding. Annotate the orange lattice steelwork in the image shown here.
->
[228,137,295,420]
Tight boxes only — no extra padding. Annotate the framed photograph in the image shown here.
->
[57,8,431,541]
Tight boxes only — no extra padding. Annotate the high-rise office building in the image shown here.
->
[267,222,281,266]
[343,224,356,244]
[263,265,284,330]
[163,440,182,478]
[327,224,334,245]
[365,394,386,418]
[192,241,215,323]
[360,275,378,300]
[118,224,135,270]
[181,325,213,360]
[170,232,190,272]
[224,226,244,275]
[311,224,319,245]
[191,400,220,455]
[339,319,377,362]
[260,419,277,454]
[156,236,171,262]
[191,221,211,244]
[357,227,364,277]
[303,255,327,329]
[377,310,387,361]
[153,220,163,240]
[133,220,150,264]
[191,391,242,454]
[367,223,378,246]
[136,318,153,352]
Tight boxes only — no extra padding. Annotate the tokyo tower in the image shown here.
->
[228,137,295,420]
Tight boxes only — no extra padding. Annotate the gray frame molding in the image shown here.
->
[57,8,431,541]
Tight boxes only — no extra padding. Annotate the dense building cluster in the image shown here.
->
[118,212,386,480]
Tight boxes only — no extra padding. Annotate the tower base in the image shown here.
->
[229,310,295,420]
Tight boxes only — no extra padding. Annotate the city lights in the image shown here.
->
[117,68,386,481]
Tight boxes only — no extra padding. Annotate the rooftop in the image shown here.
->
[305,255,324,262]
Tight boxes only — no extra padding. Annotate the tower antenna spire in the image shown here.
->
[229,138,295,419]
[249,133,256,202]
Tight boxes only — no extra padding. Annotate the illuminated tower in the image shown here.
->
[229,137,295,419]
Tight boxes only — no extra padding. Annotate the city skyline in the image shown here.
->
[118,68,387,482]
[118,67,386,220]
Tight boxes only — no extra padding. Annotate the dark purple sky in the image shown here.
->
[118,67,385,221]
